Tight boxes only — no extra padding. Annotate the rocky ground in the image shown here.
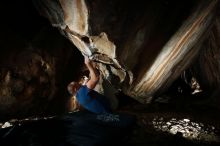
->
[0,93,220,146]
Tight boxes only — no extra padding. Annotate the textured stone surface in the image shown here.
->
[33,0,219,103]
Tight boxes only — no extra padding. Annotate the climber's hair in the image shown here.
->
[67,81,81,95]
[67,81,82,111]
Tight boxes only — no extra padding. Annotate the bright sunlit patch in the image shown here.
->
[191,77,202,94]
[0,116,55,129]
[152,117,219,142]
[1,122,12,128]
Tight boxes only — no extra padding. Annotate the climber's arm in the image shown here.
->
[84,56,100,89]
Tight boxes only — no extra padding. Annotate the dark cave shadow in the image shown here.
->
[0,111,136,146]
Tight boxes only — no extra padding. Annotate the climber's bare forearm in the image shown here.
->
[84,56,99,89]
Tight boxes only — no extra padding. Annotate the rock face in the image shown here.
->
[192,15,220,92]
[33,0,219,103]
[0,0,220,120]
[0,21,84,120]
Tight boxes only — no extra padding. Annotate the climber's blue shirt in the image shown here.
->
[76,85,111,114]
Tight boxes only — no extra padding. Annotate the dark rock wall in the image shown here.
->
[192,16,220,93]
[0,1,84,121]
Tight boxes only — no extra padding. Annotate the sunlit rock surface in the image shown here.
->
[152,117,219,142]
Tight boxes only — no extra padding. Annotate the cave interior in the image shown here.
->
[0,0,220,145]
